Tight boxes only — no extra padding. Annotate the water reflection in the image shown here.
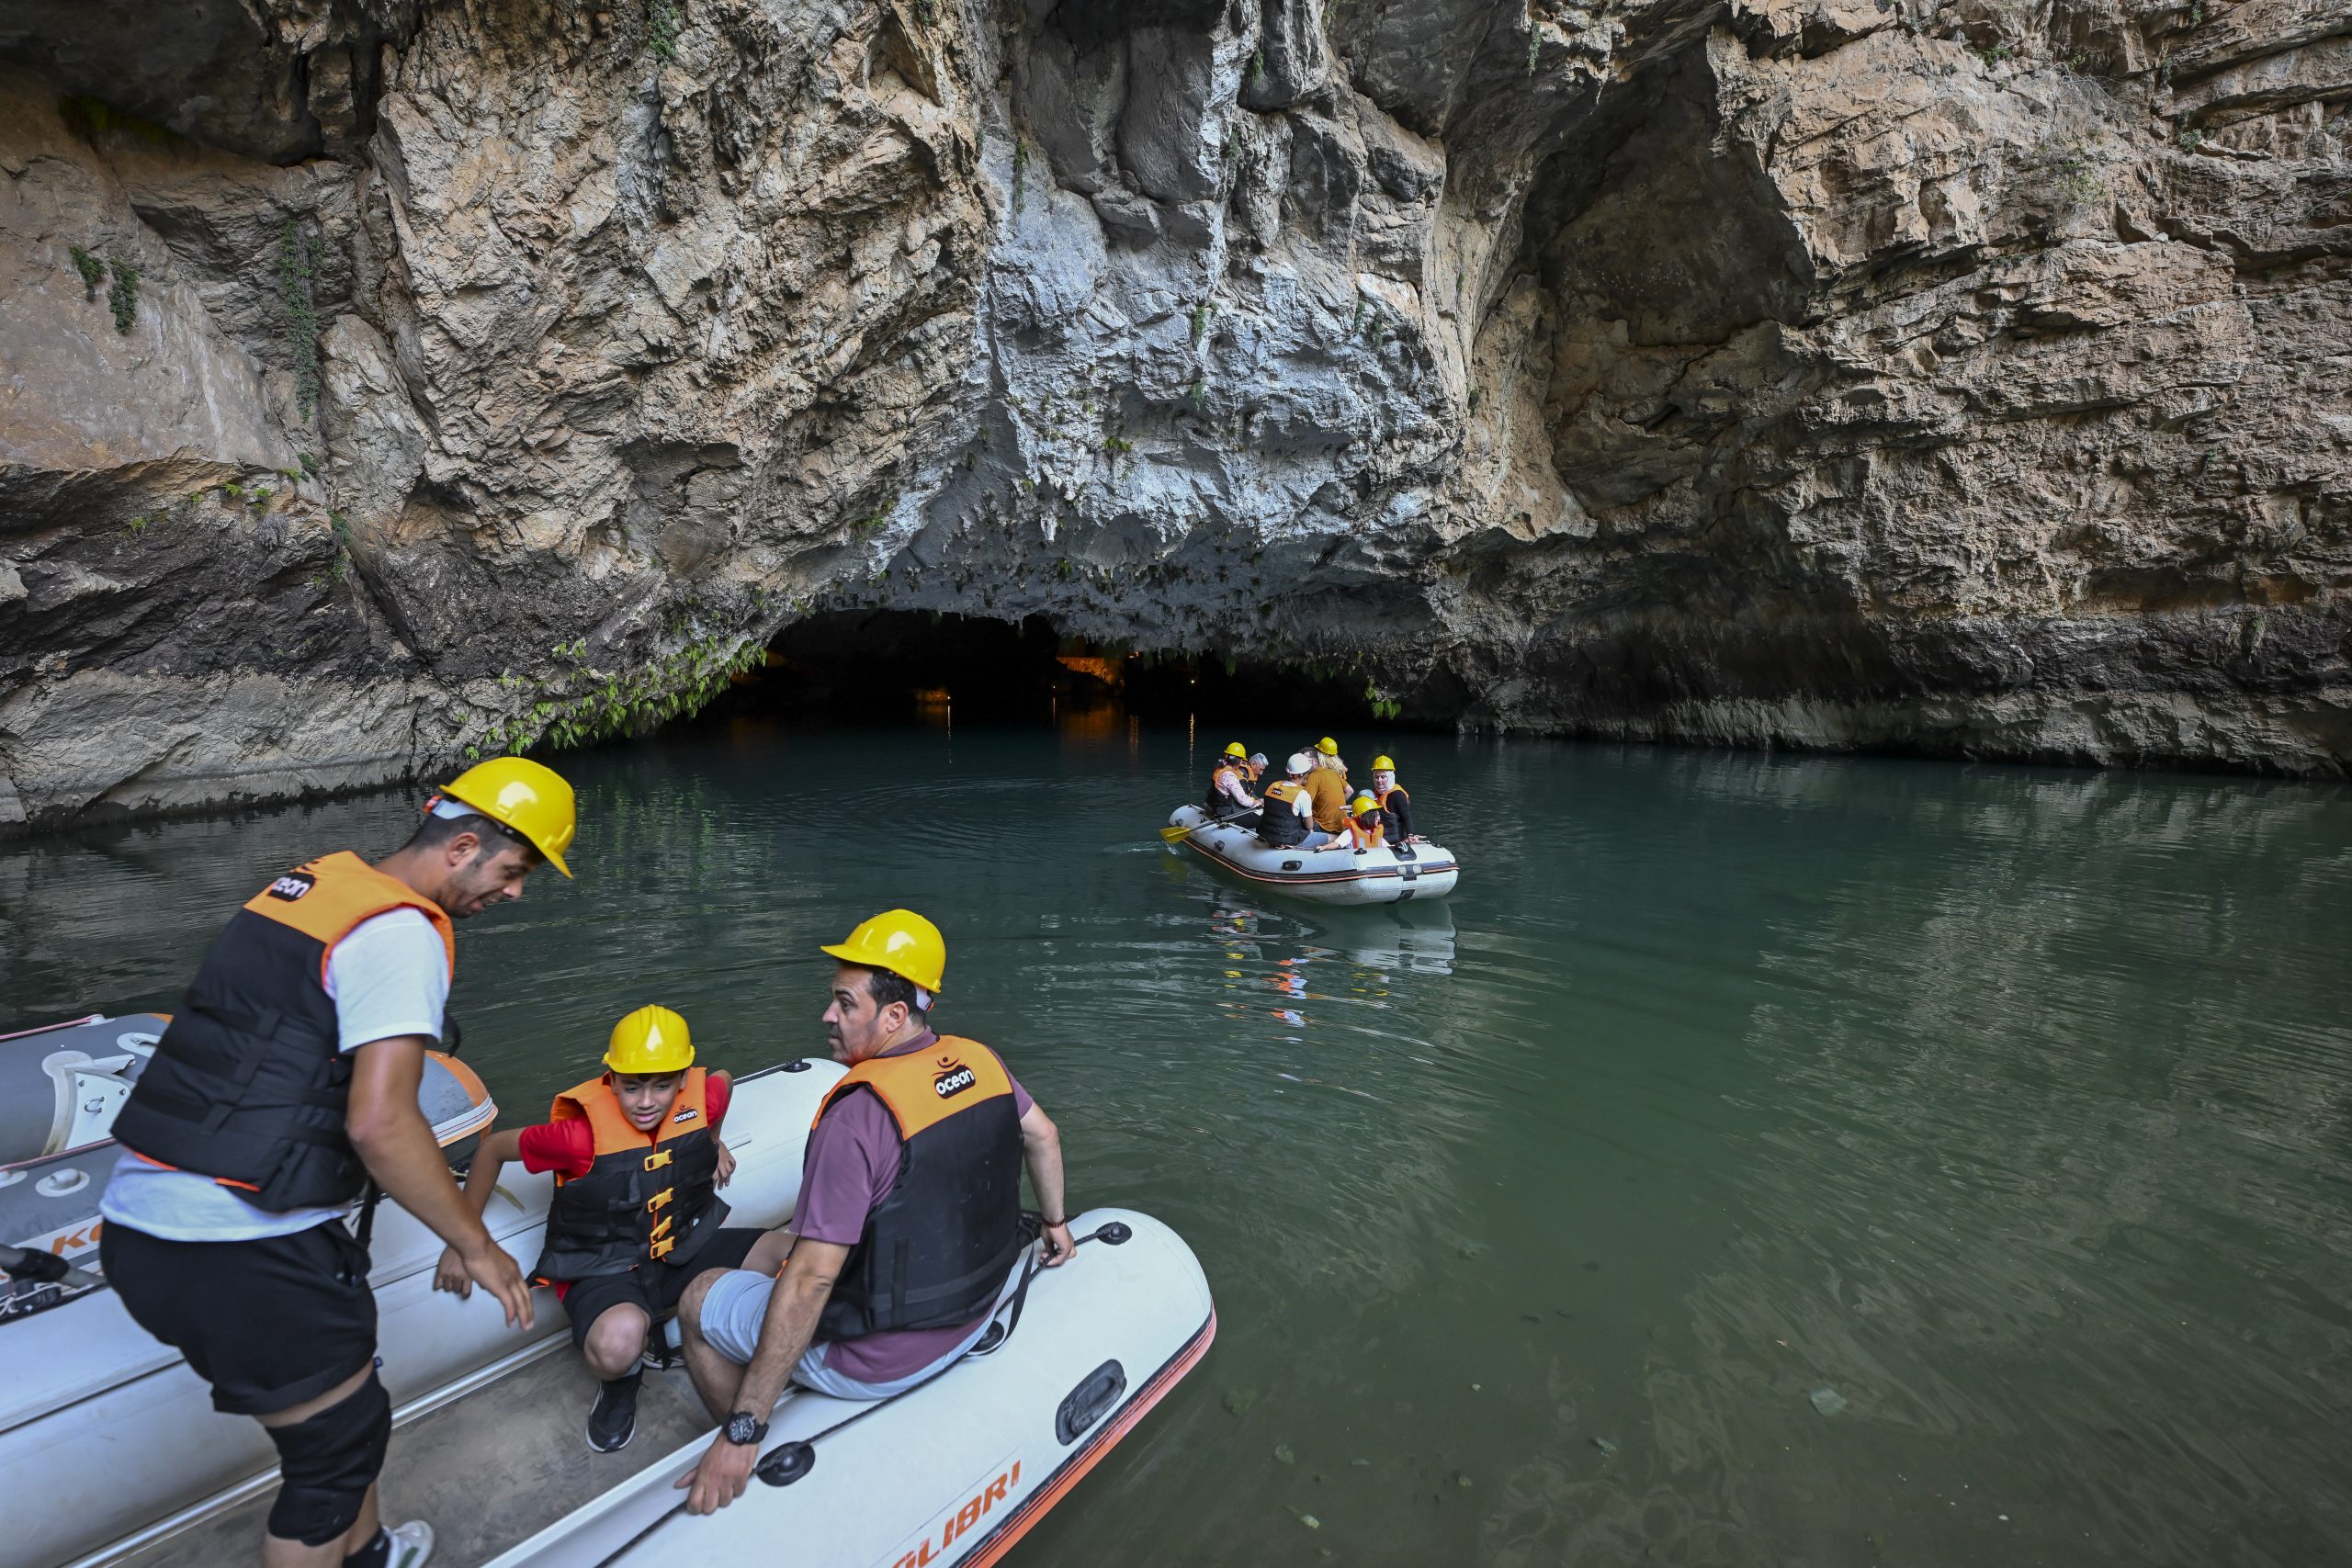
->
[1,728,2346,1568]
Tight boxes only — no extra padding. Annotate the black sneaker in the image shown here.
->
[586,1371,640,1453]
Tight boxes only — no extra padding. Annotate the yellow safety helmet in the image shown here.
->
[821,908,947,994]
[605,1005,694,1075]
[1315,737,1340,756]
[1351,793,1378,815]
[439,757,577,877]
[1372,755,1396,772]
[1222,741,1248,759]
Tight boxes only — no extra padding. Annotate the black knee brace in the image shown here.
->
[266,1371,392,1546]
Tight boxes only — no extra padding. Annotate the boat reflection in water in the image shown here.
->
[1208,891,1455,976]
[1203,892,1458,1042]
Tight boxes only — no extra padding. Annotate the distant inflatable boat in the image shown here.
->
[1164,805,1461,905]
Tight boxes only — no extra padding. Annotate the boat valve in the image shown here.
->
[756,1441,817,1488]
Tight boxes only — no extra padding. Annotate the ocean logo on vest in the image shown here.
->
[933,1057,977,1100]
[266,871,317,901]
[671,1106,700,1124]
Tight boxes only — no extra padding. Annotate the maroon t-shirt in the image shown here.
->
[797,1032,1034,1383]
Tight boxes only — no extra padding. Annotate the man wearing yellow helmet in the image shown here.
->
[100,756,575,1568]
[673,909,1074,1515]
[1205,740,1261,818]
[435,1005,777,1454]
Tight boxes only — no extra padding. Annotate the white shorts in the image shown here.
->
[695,1256,1027,1401]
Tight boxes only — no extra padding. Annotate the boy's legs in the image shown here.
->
[561,1274,661,1453]
[580,1303,652,1380]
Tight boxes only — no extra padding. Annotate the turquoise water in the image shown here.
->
[6,717,2350,1566]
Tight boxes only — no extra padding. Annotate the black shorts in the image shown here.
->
[558,1227,765,1352]
[100,1220,376,1416]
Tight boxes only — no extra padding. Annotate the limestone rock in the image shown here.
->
[1,0,2348,829]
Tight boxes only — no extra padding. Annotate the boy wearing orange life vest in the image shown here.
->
[435,1007,782,1454]
[1342,792,1389,852]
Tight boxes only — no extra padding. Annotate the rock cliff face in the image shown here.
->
[1,0,2346,827]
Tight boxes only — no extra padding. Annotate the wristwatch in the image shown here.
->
[724,1411,767,1447]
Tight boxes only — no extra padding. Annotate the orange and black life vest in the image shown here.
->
[1346,812,1387,851]
[1204,761,1252,813]
[1257,779,1309,846]
[532,1068,729,1282]
[113,852,456,1213]
[1375,781,1413,840]
[811,1035,1023,1340]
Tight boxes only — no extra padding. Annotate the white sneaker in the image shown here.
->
[384,1520,435,1568]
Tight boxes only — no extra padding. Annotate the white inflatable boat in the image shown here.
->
[1165,805,1461,905]
[0,1058,842,1568]
[1,1010,494,1270]
[0,1013,170,1163]
[6,1057,1215,1568]
[476,1206,1209,1568]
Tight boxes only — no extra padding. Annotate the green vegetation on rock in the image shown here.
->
[58,96,178,147]
[277,220,326,421]
[105,255,141,334]
[466,636,763,761]
[647,0,680,61]
[68,244,106,299]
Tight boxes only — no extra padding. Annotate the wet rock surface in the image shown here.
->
[1,0,2346,827]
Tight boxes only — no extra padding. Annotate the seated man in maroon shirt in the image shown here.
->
[673,908,1077,1515]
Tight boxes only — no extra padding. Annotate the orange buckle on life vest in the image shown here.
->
[642,1149,673,1171]
[647,1188,673,1213]
[650,1215,673,1241]
[649,1235,675,1259]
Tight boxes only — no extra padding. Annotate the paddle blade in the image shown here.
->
[1159,822,1196,842]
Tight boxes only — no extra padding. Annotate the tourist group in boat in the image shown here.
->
[1200,736,1422,851]
[78,759,1075,1566]
[1165,739,1461,906]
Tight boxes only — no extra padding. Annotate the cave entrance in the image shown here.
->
[707,610,1383,731]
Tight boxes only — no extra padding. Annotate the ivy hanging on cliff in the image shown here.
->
[68,245,106,299]
[466,636,763,761]
[105,256,142,334]
[277,220,325,422]
[326,509,353,583]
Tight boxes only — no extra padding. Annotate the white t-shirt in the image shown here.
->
[100,908,451,1243]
